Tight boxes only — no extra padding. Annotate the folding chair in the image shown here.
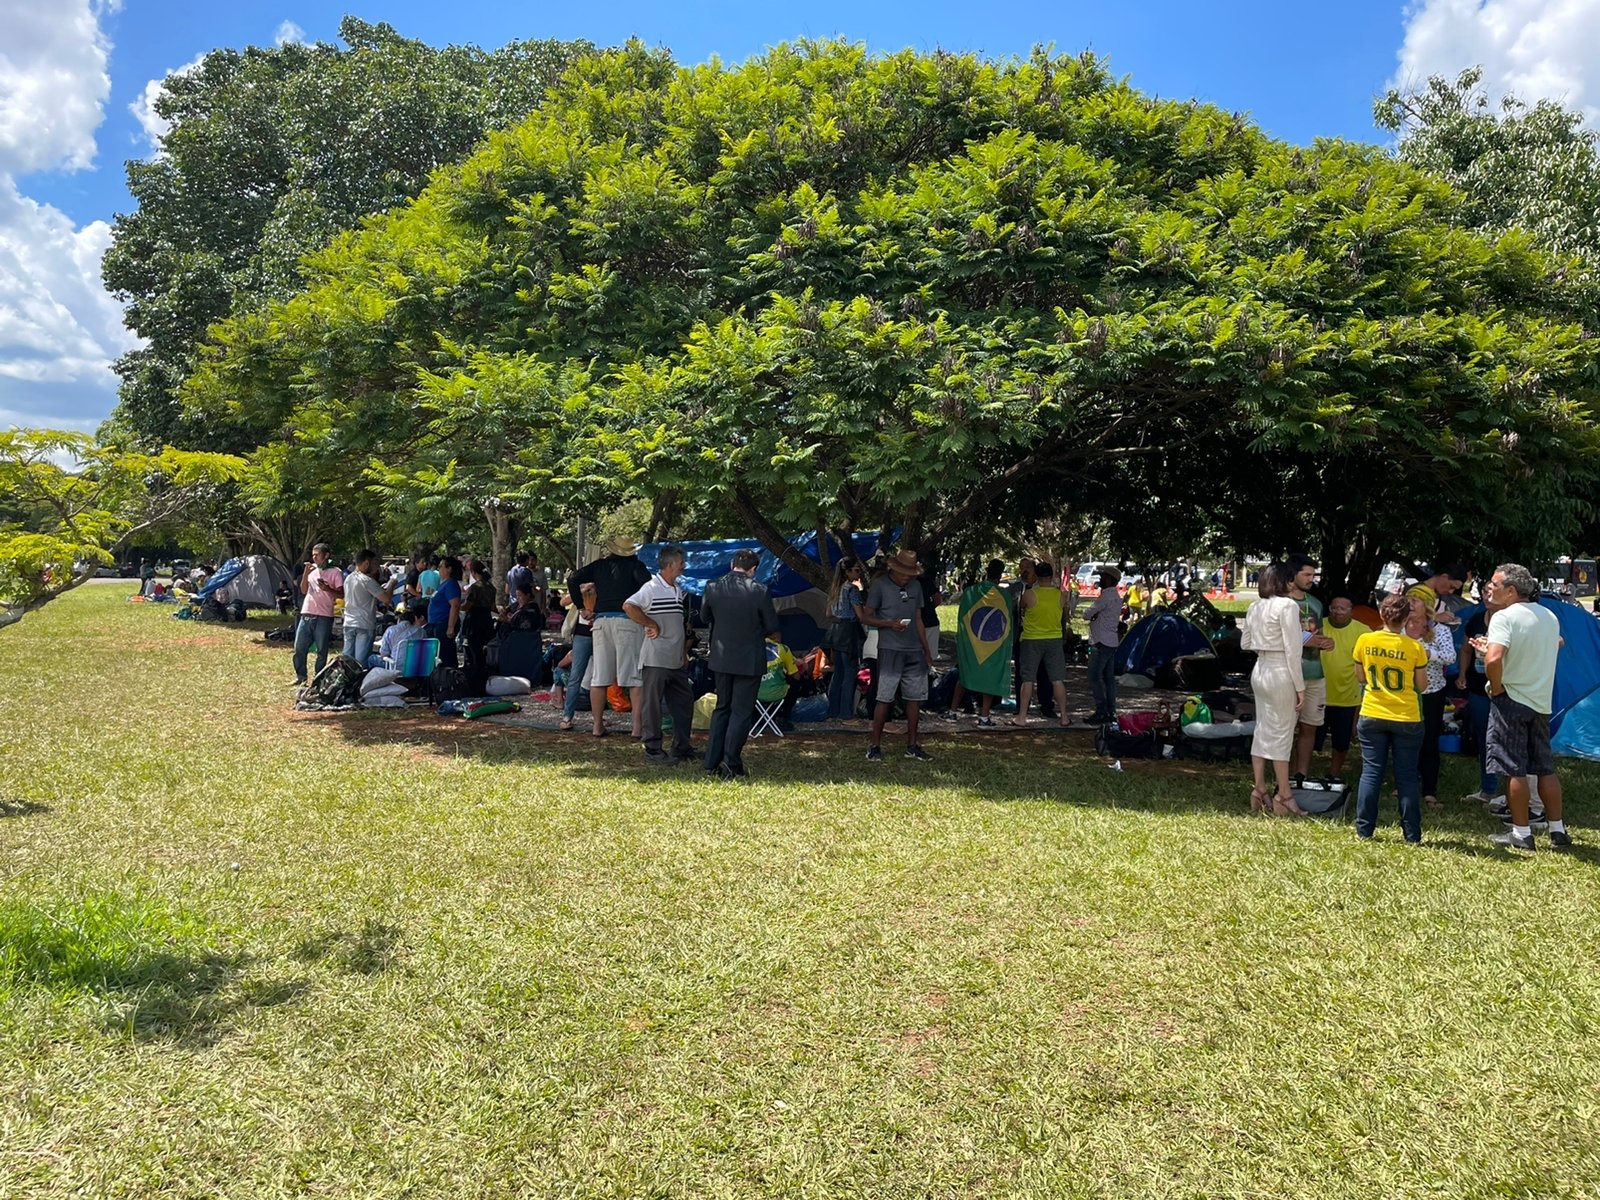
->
[750,669,790,738]
[396,637,440,697]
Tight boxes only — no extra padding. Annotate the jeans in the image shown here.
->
[343,625,375,665]
[827,644,860,719]
[1465,692,1498,795]
[705,672,760,774]
[1088,643,1118,718]
[1419,690,1447,797]
[562,636,595,721]
[1356,716,1424,841]
[292,614,334,682]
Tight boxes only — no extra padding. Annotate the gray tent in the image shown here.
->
[197,555,295,610]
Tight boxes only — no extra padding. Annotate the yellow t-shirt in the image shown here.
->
[766,641,798,677]
[1353,630,1429,722]
[1320,620,1367,707]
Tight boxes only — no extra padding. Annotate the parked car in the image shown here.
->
[169,558,192,578]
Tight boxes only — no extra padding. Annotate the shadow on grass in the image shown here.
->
[311,706,1600,861]
[1,894,309,1045]
[0,799,50,818]
[292,918,403,976]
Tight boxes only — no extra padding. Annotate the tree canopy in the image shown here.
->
[0,432,244,626]
[182,41,1600,592]
[101,17,594,452]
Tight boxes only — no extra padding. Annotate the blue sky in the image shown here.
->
[4,0,1596,432]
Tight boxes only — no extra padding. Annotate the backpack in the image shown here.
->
[430,665,470,702]
[303,654,367,707]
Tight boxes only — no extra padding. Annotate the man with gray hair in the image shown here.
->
[625,545,696,765]
[1482,563,1570,850]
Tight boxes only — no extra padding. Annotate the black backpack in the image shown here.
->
[430,665,470,702]
[303,654,367,707]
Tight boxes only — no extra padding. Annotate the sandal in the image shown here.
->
[558,717,574,731]
[591,728,609,739]
[1250,785,1269,814]
[1273,789,1308,817]
[1424,795,1444,810]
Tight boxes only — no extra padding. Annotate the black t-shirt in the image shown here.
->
[1461,611,1488,696]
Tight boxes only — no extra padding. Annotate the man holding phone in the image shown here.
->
[863,549,932,762]
[292,543,344,686]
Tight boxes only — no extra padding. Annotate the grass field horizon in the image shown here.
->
[3,586,1598,1198]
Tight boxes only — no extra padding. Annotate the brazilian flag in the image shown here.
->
[956,582,1014,697]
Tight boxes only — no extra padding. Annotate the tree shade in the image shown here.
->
[185,41,1600,592]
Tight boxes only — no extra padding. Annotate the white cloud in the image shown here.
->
[1395,0,1600,123]
[0,0,140,431]
[0,0,111,175]
[129,53,204,150]
[275,20,307,47]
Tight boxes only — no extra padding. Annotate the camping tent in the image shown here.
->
[197,555,295,610]
[1116,612,1215,681]
[1455,598,1600,761]
[637,531,884,650]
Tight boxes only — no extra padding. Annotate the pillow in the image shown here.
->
[363,682,409,700]
[360,667,402,696]
[485,675,531,696]
[362,694,406,708]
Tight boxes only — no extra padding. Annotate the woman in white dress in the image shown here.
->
[1241,562,1307,815]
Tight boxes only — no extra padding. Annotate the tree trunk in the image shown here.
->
[484,503,515,602]
[730,481,829,590]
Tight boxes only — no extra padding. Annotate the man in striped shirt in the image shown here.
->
[625,545,696,765]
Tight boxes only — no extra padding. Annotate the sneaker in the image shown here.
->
[866,745,882,762]
[1549,828,1573,849]
[1487,794,1510,814]
[1461,790,1492,805]
[642,749,675,767]
[976,717,997,728]
[1490,829,1536,851]
[904,745,933,762]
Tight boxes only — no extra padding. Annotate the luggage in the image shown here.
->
[302,654,367,707]
[430,665,470,702]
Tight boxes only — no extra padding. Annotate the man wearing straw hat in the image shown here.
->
[863,548,934,762]
[566,536,652,738]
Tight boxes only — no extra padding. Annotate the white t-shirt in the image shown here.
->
[343,569,387,630]
[1487,601,1560,713]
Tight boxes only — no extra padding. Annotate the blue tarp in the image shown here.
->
[637,531,883,597]
[1116,612,1213,678]
[636,532,886,652]
[196,558,244,600]
[1459,598,1600,761]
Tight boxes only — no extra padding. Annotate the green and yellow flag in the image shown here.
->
[956,581,1014,697]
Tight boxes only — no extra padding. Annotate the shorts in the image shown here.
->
[876,646,930,703]
[588,616,644,689]
[1298,676,1327,727]
[1018,637,1066,683]
[1485,692,1556,778]
[1320,704,1357,753]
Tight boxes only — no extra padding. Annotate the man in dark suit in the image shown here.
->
[701,548,780,781]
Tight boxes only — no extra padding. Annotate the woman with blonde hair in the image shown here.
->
[1242,562,1307,815]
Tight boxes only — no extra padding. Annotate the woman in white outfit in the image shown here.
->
[1241,562,1307,816]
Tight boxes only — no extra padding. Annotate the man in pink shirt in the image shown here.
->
[292,543,344,685]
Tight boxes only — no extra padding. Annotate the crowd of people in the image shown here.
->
[278,537,1575,849]
[1242,556,1570,850]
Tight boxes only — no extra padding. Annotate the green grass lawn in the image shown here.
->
[3,586,1599,1198]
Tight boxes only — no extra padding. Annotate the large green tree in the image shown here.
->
[185,42,1600,592]
[102,17,594,452]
